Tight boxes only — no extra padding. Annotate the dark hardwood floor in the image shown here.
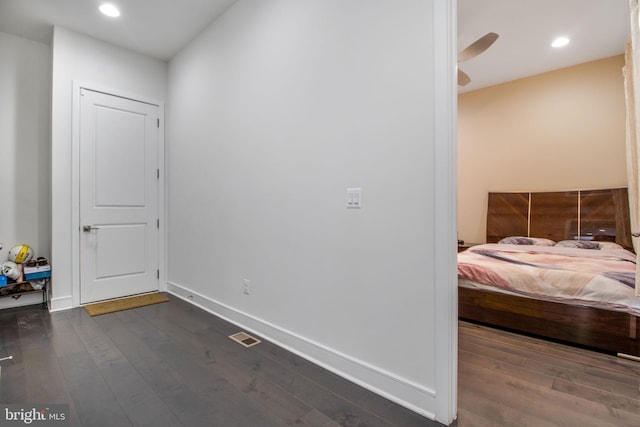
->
[2,296,640,426]
[0,295,434,427]
[458,321,640,427]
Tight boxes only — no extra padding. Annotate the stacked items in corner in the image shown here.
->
[0,244,50,295]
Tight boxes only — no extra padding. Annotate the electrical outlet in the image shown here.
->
[243,279,250,295]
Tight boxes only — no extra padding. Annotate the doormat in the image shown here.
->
[83,292,170,316]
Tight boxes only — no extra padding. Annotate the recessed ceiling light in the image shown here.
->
[551,36,570,48]
[99,3,121,18]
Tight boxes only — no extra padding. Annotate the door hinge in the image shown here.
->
[157,269,160,279]
[157,118,160,128]
[157,219,160,229]
[157,169,160,179]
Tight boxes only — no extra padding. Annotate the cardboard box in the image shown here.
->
[24,264,51,281]
[25,271,51,281]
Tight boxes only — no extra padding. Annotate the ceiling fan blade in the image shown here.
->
[458,32,499,63]
[458,69,471,86]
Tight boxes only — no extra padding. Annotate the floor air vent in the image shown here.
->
[229,331,261,348]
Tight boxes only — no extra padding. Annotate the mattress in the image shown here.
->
[457,243,640,315]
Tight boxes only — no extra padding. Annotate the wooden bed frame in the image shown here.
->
[458,188,640,357]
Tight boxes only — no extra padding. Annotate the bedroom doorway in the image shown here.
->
[456,0,637,423]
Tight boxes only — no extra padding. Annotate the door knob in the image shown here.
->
[82,225,100,232]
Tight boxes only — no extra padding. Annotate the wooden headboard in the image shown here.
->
[486,188,633,249]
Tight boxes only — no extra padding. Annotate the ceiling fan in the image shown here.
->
[458,32,499,86]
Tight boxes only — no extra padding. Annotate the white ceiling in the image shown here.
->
[0,0,237,61]
[0,0,631,91]
[458,0,630,92]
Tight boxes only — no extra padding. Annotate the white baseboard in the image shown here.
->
[166,281,437,420]
[49,295,73,312]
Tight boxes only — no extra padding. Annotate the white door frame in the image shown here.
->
[433,0,458,423]
[71,81,166,308]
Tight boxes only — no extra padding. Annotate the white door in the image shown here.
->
[79,89,159,304]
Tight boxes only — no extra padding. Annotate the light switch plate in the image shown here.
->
[346,187,362,209]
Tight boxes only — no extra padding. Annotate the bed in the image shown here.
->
[457,188,640,357]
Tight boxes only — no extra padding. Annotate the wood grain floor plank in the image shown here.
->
[256,338,440,427]
[0,310,29,403]
[460,360,623,427]
[457,386,560,427]
[460,338,527,367]
[456,407,495,427]
[68,308,184,427]
[461,321,640,401]
[65,308,126,369]
[552,378,640,417]
[521,342,639,383]
[136,297,217,333]
[191,323,398,427]
[22,356,83,427]
[522,356,640,398]
[460,321,640,427]
[0,352,27,403]
[299,408,343,426]
[130,298,409,426]
[109,307,293,427]
[7,302,640,426]
[3,308,82,426]
[16,310,56,365]
[127,305,398,427]
[58,350,133,427]
[459,348,554,389]
[0,310,21,347]
[462,328,640,404]
[41,310,89,357]
[97,357,184,427]
[460,321,640,377]
[143,297,434,426]
[23,354,69,403]
[17,309,65,404]
[88,309,218,426]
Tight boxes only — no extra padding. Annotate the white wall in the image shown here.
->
[167,0,456,422]
[0,32,51,308]
[50,27,167,310]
